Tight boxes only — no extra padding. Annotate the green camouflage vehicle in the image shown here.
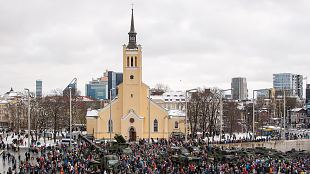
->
[170,132,185,140]
[101,155,120,172]
[120,147,133,155]
[107,134,132,155]
[169,146,202,166]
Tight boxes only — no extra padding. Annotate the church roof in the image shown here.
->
[122,109,144,120]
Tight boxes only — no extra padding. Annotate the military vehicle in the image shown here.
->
[101,155,120,172]
[88,159,101,171]
[107,134,132,155]
[168,146,190,156]
[120,147,133,155]
[170,132,185,140]
[185,156,202,166]
[155,150,169,162]
[169,146,202,166]
[188,146,201,155]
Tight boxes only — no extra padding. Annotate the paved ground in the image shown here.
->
[0,148,31,173]
[0,132,53,173]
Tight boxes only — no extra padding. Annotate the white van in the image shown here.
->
[60,138,76,145]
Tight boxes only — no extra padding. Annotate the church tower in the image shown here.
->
[122,9,143,116]
[86,9,184,141]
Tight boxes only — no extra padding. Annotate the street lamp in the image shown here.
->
[219,88,233,142]
[109,88,116,142]
[148,88,151,143]
[69,87,72,147]
[24,88,31,149]
[185,88,198,142]
[252,88,269,140]
[63,78,76,147]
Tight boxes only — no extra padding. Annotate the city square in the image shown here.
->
[0,1,310,173]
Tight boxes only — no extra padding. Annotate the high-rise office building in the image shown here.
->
[35,80,42,98]
[273,73,303,98]
[108,71,123,99]
[63,78,77,97]
[85,70,123,100]
[231,77,248,100]
[86,76,108,100]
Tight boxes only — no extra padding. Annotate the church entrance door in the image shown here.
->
[129,127,136,142]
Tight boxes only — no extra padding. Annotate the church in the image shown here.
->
[86,9,185,141]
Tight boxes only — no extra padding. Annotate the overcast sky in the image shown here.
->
[0,0,309,97]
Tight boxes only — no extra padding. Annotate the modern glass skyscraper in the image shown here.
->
[273,73,303,98]
[231,77,248,100]
[86,77,108,100]
[108,71,123,99]
[85,71,123,100]
[35,80,42,98]
[63,78,77,97]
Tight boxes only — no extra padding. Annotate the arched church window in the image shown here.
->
[127,57,129,67]
[108,120,113,133]
[135,56,137,67]
[175,121,179,128]
[131,57,133,67]
[153,119,158,132]
[130,75,134,79]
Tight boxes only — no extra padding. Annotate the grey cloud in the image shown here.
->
[0,0,309,95]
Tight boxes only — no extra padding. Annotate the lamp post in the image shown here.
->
[148,88,151,143]
[109,88,115,142]
[219,88,232,142]
[252,88,269,140]
[63,78,76,146]
[24,88,31,149]
[185,88,198,142]
[282,89,286,140]
[69,87,72,147]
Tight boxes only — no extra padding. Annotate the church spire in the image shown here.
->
[127,8,138,49]
[129,8,136,34]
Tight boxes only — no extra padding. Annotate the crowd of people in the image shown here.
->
[0,131,309,173]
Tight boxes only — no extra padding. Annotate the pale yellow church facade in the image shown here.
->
[86,10,185,141]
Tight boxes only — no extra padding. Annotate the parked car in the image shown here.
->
[60,138,77,145]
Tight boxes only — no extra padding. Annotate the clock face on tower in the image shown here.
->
[130,36,135,42]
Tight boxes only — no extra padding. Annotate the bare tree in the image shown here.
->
[187,88,221,139]
[188,91,201,138]
[73,97,87,126]
[207,89,221,139]
[43,89,67,142]
[8,100,27,130]
[223,100,240,135]
[151,83,170,95]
